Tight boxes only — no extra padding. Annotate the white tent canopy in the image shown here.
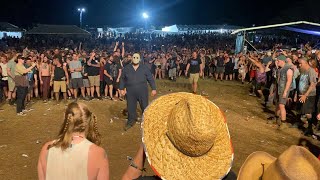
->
[231,21,320,34]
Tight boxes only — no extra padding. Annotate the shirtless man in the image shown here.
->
[161,54,167,79]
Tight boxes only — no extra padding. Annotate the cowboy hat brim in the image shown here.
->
[142,92,233,180]
[237,151,276,180]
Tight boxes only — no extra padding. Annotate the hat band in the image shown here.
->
[166,132,214,157]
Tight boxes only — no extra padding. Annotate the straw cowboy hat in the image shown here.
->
[238,145,320,180]
[142,92,233,180]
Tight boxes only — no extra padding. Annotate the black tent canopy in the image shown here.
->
[26,24,90,36]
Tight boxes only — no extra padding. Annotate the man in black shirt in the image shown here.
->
[167,55,177,81]
[51,55,69,103]
[104,55,122,100]
[215,51,225,81]
[87,52,102,100]
[120,53,156,131]
[185,51,203,94]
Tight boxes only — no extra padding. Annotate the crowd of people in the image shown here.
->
[0,33,320,137]
[1,32,320,179]
[244,44,320,140]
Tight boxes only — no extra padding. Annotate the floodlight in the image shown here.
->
[142,12,149,19]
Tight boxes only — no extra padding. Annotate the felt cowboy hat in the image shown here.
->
[142,92,234,180]
[238,145,320,180]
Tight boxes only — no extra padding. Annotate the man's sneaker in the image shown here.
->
[300,116,308,123]
[22,109,34,113]
[267,119,276,124]
[82,96,90,101]
[277,122,290,130]
[289,122,300,128]
[266,116,276,124]
[9,99,15,106]
[97,96,103,100]
[314,130,320,136]
[124,124,133,131]
[304,129,313,136]
[17,112,26,116]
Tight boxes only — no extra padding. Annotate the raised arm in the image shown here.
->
[122,42,125,58]
[18,63,37,75]
[114,41,119,52]
[248,56,264,70]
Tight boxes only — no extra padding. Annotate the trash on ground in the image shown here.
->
[22,154,28,158]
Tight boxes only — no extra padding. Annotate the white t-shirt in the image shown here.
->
[0,63,8,80]
[233,58,239,70]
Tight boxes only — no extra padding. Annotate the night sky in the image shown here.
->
[1,0,319,28]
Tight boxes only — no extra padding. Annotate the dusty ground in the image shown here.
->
[0,78,319,180]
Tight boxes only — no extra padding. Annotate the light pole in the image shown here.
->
[142,12,149,30]
[77,8,85,28]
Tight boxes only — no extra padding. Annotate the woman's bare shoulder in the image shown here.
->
[89,144,107,156]
[41,140,57,151]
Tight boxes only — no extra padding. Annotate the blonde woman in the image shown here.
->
[154,55,162,79]
[38,102,109,180]
[238,55,247,84]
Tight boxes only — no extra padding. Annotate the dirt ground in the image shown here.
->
[0,78,319,180]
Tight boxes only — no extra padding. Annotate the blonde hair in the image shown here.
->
[48,102,101,150]
[309,59,317,69]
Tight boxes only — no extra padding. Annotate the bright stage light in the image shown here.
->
[142,12,149,19]
[78,8,85,12]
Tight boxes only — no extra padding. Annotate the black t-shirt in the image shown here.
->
[83,64,89,79]
[187,58,202,74]
[216,57,225,67]
[54,65,66,81]
[168,58,177,69]
[205,56,211,66]
[87,58,100,76]
[104,62,121,79]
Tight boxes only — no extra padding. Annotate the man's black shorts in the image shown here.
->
[298,96,316,115]
[105,78,119,89]
[0,80,8,88]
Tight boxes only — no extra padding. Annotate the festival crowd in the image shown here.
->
[1,33,320,137]
[0,33,320,179]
